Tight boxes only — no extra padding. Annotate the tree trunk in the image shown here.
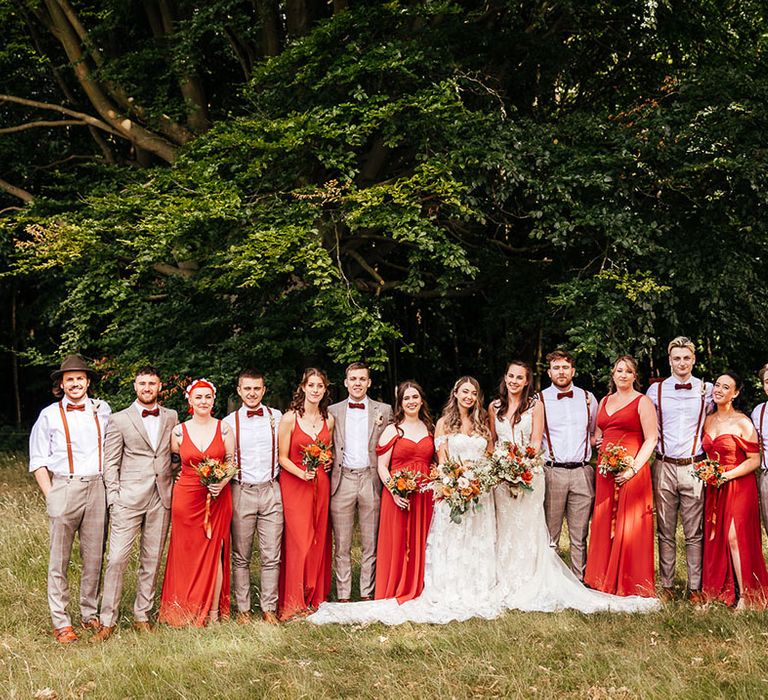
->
[256,0,282,56]
[10,288,21,428]
[285,0,310,37]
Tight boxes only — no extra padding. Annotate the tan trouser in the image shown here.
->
[652,458,704,590]
[758,471,768,541]
[231,480,283,613]
[99,489,170,627]
[330,467,380,599]
[46,475,107,629]
[543,465,595,581]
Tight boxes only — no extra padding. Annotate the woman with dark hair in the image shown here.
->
[585,356,658,597]
[373,381,435,602]
[702,372,768,609]
[277,368,335,619]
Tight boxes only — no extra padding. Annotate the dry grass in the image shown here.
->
[1,452,767,699]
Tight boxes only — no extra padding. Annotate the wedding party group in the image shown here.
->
[28,335,768,642]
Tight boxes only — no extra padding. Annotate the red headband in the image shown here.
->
[185,378,217,415]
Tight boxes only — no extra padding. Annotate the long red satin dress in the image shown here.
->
[702,433,768,607]
[278,419,332,619]
[159,421,232,626]
[585,395,655,597]
[374,434,435,603]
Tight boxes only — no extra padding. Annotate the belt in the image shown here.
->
[234,479,276,488]
[545,461,588,470]
[53,474,103,482]
[658,454,706,467]
[340,466,375,474]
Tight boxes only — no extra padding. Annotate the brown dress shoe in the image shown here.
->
[659,587,675,602]
[81,618,101,632]
[89,626,115,643]
[262,611,279,625]
[133,621,153,632]
[360,596,372,602]
[337,598,351,603]
[236,612,252,625]
[53,626,78,644]
[688,590,705,606]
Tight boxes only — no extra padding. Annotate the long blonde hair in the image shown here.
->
[440,376,490,438]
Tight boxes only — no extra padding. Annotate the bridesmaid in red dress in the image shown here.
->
[375,381,435,603]
[159,378,236,626]
[585,356,658,597]
[701,372,768,609]
[277,368,335,620]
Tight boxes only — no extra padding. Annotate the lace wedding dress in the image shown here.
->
[309,432,504,624]
[493,404,658,613]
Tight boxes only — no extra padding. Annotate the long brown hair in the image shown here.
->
[440,376,490,438]
[495,360,535,426]
[608,355,641,393]
[289,367,331,418]
[393,380,434,434]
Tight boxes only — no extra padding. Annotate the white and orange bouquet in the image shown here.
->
[598,443,634,477]
[691,457,726,488]
[386,468,424,500]
[491,441,543,495]
[300,439,333,476]
[193,456,237,539]
[423,457,494,524]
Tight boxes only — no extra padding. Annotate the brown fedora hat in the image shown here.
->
[50,354,99,383]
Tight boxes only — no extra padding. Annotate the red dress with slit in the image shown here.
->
[585,395,655,597]
[702,432,768,607]
[278,419,332,619]
[374,434,435,603]
[159,421,232,626]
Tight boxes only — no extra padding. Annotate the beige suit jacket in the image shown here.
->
[328,398,393,496]
[103,405,178,510]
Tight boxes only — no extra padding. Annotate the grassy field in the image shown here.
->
[2,452,767,699]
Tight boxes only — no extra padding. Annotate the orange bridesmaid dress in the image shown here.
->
[585,395,655,597]
[159,421,232,626]
[374,434,435,603]
[278,420,332,619]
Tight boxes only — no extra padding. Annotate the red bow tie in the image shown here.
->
[247,408,264,418]
[348,402,365,410]
[142,408,160,418]
[675,383,692,391]
[66,403,86,412]
[557,391,573,400]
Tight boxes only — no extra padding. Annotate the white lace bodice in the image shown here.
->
[437,432,488,461]
[495,405,533,447]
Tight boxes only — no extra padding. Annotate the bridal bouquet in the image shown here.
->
[490,441,543,495]
[424,457,494,524]
[598,443,634,477]
[691,457,726,487]
[194,456,237,539]
[386,468,424,500]
[301,439,333,475]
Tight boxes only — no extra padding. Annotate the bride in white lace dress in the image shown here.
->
[490,361,658,613]
[309,376,503,624]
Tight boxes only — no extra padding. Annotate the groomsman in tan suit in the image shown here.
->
[647,336,713,604]
[329,362,393,601]
[750,364,768,538]
[539,350,597,581]
[29,355,111,643]
[91,366,177,641]
[223,370,283,625]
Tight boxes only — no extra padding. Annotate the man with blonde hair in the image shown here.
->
[647,336,712,604]
[750,364,768,538]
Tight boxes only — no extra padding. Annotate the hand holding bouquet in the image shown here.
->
[424,457,494,524]
[691,458,726,487]
[301,439,333,480]
[598,443,634,477]
[386,468,423,509]
[491,441,543,496]
[193,456,237,539]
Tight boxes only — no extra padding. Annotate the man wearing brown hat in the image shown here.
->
[29,354,111,643]
[91,365,177,641]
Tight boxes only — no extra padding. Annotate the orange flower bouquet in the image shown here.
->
[423,457,494,524]
[193,456,237,538]
[491,441,543,496]
[386,468,424,500]
[598,443,634,477]
[300,439,333,476]
[691,458,726,487]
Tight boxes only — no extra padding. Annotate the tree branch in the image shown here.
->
[0,178,34,203]
[347,249,385,286]
[0,119,88,134]
[0,94,121,136]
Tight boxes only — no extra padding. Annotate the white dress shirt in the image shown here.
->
[751,402,768,471]
[133,401,160,451]
[29,397,112,476]
[223,405,282,483]
[646,376,713,458]
[540,385,597,463]
[343,396,369,469]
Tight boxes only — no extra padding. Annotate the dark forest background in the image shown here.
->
[1,0,767,440]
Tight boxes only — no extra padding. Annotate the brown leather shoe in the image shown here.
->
[236,612,252,625]
[81,618,101,632]
[133,621,153,633]
[659,587,675,602]
[89,625,115,643]
[262,611,279,625]
[360,596,372,602]
[337,598,351,603]
[53,626,78,644]
[688,590,705,606]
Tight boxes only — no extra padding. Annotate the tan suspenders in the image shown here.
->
[758,402,767,470]
[57,400,103,474]
[539,389,591,464]
[235,407,277,481]
[657,380,707,458]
